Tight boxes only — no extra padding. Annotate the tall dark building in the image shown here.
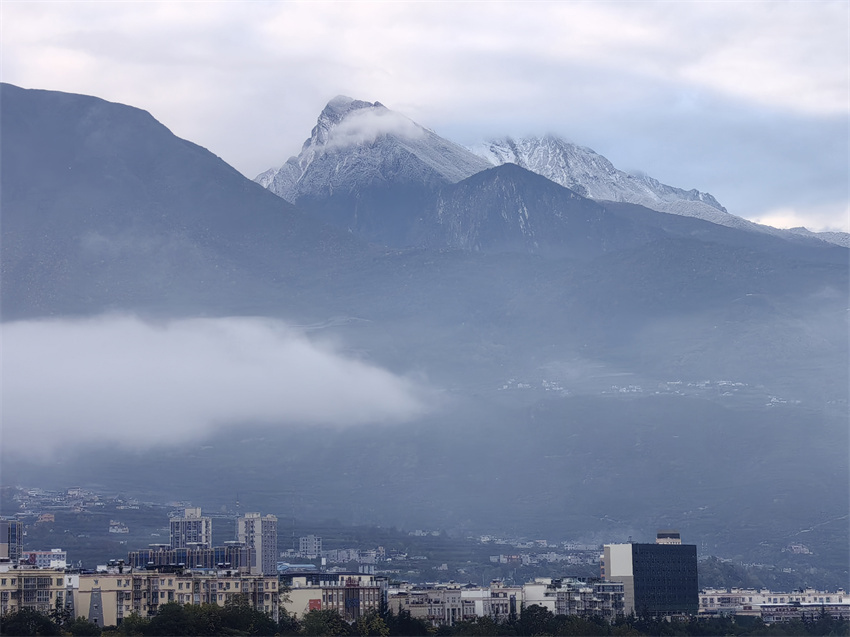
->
[602,531,698,616]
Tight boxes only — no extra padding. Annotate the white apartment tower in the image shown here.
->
[170,507,212,549]
[299,535,322,559]
[238,513,278,575]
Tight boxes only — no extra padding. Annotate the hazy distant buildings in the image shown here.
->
[238,513,277,575]
[24,549,67,569]
[700,587,849,616]
[127,543,253,572]
[299,535,322,559]
[601,531,698,617]
[170,507,212,549]
[0,519,23,563]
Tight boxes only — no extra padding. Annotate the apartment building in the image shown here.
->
[0,565,77,618]
[699,587,849,622]
[390,579,622,629]
[237,513,278,575]
[0,519,23,564]
[127,543,254,572]
[23,549,67,569]
[75,568,280,627]
[169,508,212,549]
[523,577,625,621]
[281,572,386,621]
[299,535,322,559]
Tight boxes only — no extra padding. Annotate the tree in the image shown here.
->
[515,604,554,636]
[0,608,61,636]
[221,595,277,635]
[116,612,149,636]
[551,615,607,636]
[277,608,301,636]
[383,608,433,636]
[355,610,389,637]
[451,616,510,636]
[48,596,72,630]
[65,616,103,636]
[300,609,352,636]
[143,602,190,636]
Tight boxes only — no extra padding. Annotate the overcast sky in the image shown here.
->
[2,1,848,231]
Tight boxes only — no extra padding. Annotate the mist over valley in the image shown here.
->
[1,83,847,587]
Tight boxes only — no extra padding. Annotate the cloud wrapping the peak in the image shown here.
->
[324,108,424,151]
[1,315,429,457]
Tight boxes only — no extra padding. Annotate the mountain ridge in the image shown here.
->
[2,85,847,576]
[257,95,492,204]
[256,97,847,248]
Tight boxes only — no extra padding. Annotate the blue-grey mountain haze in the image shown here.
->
[1,83,846,580]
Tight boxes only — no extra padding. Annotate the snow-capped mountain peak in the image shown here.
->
[256,97,490,204]
[471,135,729,217]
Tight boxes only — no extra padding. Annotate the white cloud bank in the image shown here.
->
[1,315,429,457]
[326,108,424,150]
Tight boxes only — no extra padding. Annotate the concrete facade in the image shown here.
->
[238,513,278,575]
[169,508,212,549]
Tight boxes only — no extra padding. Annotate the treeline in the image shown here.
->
[2,601,848,636]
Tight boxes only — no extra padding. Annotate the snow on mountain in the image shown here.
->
[257,96,491,203]
[472,135,733,219]
[471,135,849,247]
[785,227,850,248]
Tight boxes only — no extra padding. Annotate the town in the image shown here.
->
[1,486,847,635]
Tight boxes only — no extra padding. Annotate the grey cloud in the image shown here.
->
[1,315,430,458]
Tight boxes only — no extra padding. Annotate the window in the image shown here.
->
[56,579,62,586]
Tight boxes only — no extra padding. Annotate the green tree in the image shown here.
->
[143,603,190,636]
[48,596,72,630]
[221,595,278,635]
[116,612,149,636]
[451,615,511,636]
[65,616,103,636]
[383,609,433,636]
[0,607,61,635]
[278,608,301,636]
[355,610,389,637]
[515,604,554,636]
[551,615,607,636]
[300,609,352,636]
